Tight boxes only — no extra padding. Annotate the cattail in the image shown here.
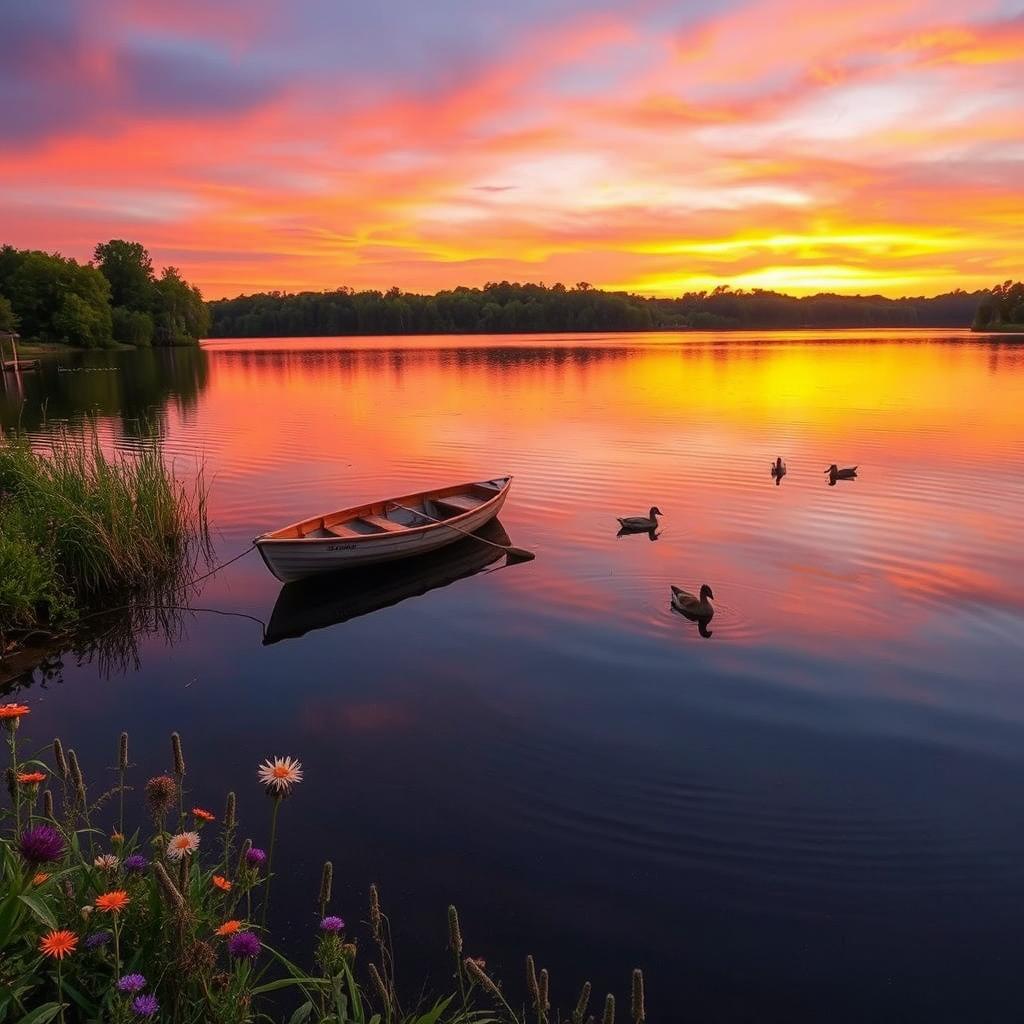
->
[464,957,503,999]
[224,791,236,829]
[539,968,550,1014]
[526,954,540,1005]
[153,860,186,914]
[601,994,615,1024]
[573,981,592,1023]
[52,738,68,778]
[67,749,87,807]
[43,789,54,818]
[119,732,129,771]
[368,963,390,1009]
[319,860,333,908]
[631,969,645,1023]
[448,905,463,955]
[171,732,185,777]
[369,883,382,942]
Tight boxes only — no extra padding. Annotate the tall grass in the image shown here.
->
[0,428,209,640]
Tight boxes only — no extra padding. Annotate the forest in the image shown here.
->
[0,241,208,348]
[208,282,987,337]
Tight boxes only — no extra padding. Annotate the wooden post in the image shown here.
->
[11,335,18,372]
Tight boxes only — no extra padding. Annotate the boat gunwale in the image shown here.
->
[254,476,512,545]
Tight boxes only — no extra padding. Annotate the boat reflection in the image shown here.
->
[263,519,513,644]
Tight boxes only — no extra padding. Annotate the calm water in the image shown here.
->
[4,331,1024,1022]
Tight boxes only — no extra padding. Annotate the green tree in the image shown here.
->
[153,266,209,345]
[112,306,155,346]
[93,239,156,311]
[0,295,18,333]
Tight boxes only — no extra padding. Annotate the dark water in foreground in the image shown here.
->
[3,331,1024,1022]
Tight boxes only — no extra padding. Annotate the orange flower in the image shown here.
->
[192,807,215,822]
[0,703,30,729]
[215,919,243,936]
[33,872,50,886]
[111,831,124,845]
[39,929,78,959]
[94,890,130,913]
[17,771,47,785]
[212,875,232,891]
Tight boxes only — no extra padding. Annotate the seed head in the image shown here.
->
[224,791,236,829]
[146,775,177,817]
[448,905,463,955]
[464,957,503,999]
[526,954,540,1004]
[43,789,54,818]
[319,860,333,907]
[573,981,593,1023]
[119,732,129,771]
[171,732,186,777]
[369,883,382,942]
[67,749,86,807]
[52,738,67,778]
[631,969,645,1023]
[602,993,615,1024]
[539,968,550,1013]
[153,860,186,915]
[369,962,390,1009]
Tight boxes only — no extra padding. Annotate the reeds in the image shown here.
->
[0,427,209,640]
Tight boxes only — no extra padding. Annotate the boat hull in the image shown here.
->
[255,477,510,582]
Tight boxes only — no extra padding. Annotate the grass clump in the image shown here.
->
[0,716,644,1023]
[0,429,207,642]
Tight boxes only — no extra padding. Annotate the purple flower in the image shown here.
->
[117,973,147,993]
[227,930,262,960]
[320,915,345,933]
[132,994,160,1017]
[245,847,266,867]
[124,854,148,872]
[17,825,65,865]
[84,930,113,949]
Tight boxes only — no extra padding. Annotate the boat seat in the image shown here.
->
[359,514,405,533]
[436,494,485,514]
[325,523,361,538]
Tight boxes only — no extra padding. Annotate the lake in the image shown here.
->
[3,330,1024,1022]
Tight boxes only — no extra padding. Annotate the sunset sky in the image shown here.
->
[1,0,1022,300]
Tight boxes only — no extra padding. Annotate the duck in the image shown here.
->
[771,457,786,483]
[617,506,662,531]
[825,464,857,484]
[670,583,714,618]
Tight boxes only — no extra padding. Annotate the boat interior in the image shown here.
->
[266,478,509,540]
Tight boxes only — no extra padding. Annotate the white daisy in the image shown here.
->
[166,831,200,860]
[257,755,304,794]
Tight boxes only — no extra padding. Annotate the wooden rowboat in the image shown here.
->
[254,476,512,582]
[263,519,511,643]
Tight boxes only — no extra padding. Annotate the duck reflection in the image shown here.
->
[264,519,512,644]
[617,526,660,541]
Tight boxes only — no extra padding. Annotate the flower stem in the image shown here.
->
[260,796,281,931]
[113,915,122,979]
[8,729,20,833]
[57,958,65,1024]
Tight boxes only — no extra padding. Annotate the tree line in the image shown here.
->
[0,241,208,348]
[973,281,1024,329]
[208,281,988,337]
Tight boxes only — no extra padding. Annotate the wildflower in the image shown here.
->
[245,846,266,867]
[320,915,346,933]
[94,854,120,871]
[117,973,147,993]
[166,831,200,860]
[17,771,47,785]
[32,872,50,886]
[227,930,261,959]
[81,906,94,919]
[257,755,303,794]
[111,831,125,845]
[145,774,177,816]
[18,825,65,864]
[85,930,113,950]
[39,929,78,959]
[192,807,215,822]
[95,890,130,913]
[0,703,30,729]
[124,853,148,872]
[132,994,160,1018]
[212,875,232,891]
[215,919,243,936]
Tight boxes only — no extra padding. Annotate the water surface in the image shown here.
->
[4,330,1024,1022]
